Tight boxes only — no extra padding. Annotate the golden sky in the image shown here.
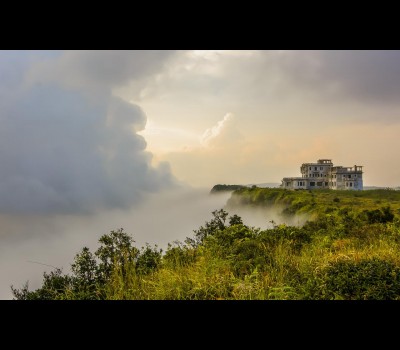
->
[115,50,400,187]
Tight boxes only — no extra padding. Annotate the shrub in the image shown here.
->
[358,206,395,224]
[310,258,400,300]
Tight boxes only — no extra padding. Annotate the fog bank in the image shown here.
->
[1,187,312,300]
[0,187,231,299]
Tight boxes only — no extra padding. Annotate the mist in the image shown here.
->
[0,186,313,299]
[0,187,232,299]
[225,196,310,229]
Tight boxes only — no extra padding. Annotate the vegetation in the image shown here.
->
[210,184,247,193]
[11,188,400,300]
[227,187,400,220]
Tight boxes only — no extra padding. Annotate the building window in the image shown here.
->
[286,182,290,186]
[310,182,315,186]
[350,182,353,187]
[309,167,311,170]
[314,167,317,171]
[320,167,323,170]
[317,182,322,186]
[325,182,328,186]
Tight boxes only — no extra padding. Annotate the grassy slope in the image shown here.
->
[227,187,400,219]
[13,188,400,300]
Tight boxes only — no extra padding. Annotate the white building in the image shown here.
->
[281,159,363,190]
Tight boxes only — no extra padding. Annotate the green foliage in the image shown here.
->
[259,224,312,252]
[163,241,197,269]
[95,228,139,282]
[210,184,247,193]
[229,214,243,226]
[186,209,229,247]
[309,258,400,300]
[70,247,101,299]
[230,239,271,277]
[11,187,400,300]
[136,244,162,275]
[12,228,140,300]
[11,268,72,300]
[362,206,395,224]
[71,247,97,284]
[228,187,400,219]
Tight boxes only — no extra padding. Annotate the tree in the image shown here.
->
[229,214,243,226]
[136,244,163,275]
[186,209,229,247]
[95,228,139,281]
[11,268,72,300]
[11,228,140,300]
[70,247,100,299]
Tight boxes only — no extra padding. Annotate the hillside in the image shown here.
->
[227,187,400,220]
[11,187,400,300]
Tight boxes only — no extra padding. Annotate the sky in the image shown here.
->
[1,50,400,298]
[118,50,400,188]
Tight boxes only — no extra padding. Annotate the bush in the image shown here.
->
[163,241,196,269]
[136,244,163,275]
[362,206,395,224]
[11,268,72,300]
[310,258,400,300]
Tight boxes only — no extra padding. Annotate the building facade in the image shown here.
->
[281,159,363,190]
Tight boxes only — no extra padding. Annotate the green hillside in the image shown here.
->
[12,187,400,300]
[227,187,400,220]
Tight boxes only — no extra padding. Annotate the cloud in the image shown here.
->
[274,50,400,106]
[0,50,179,214]
[135,50,400,128]
[201,112,243,147]
[159,113,261,186]
[27,50,177,94]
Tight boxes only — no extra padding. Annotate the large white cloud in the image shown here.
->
[0,50,179,214]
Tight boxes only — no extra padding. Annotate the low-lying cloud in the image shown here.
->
[1,187,232,299]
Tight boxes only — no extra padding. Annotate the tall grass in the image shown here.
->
[12,189,400,300]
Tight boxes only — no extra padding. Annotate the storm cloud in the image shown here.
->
[0,50,179,214]
[274,50,400,105]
